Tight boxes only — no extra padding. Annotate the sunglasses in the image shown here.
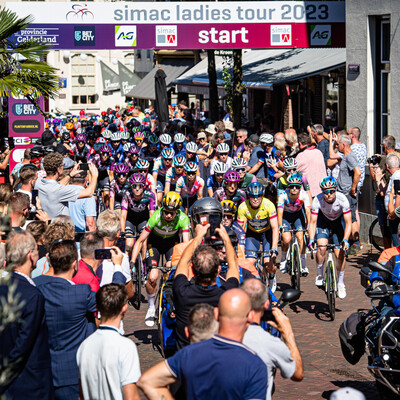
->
[132,184,144,189]
[215,173,224,178]
[286,168,297,173]
[223,214,234,219]
[163,210,176,217]
[249,194,262,199]
[117,173,127,178]
[288,185,301,189]
[101,152,109,156]
[187,172,196,176]
[323,189,336,195]
[235,168,246,173]
[135,139,143,143]
[219,153,228,156]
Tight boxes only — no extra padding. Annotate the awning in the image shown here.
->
[175,48,346,92]
[126,59,194,100]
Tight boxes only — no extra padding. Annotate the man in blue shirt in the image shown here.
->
[138,288,267,400]
[249,133,278,181]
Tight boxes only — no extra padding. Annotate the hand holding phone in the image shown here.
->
[394,180,400,194]
[95,249,112,260]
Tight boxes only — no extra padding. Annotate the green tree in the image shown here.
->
[0,7,59,112]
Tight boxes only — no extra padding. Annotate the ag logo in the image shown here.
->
[310,25,331,46]
[115,25,137,47]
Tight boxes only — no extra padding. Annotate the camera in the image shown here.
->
[367,155,382,165]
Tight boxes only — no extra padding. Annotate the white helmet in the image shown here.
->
[216,143,229,154]
[123,143,132,152]
[232,158,248,169]
[102,130,111,139]
[174,133,185,143]
[259,133,274,144]
[282,157,298,170]
[110,131,121,142]
[213,161,228,174]
[121,130,130,140]
[186,142,198,153]
[160,134,172,145]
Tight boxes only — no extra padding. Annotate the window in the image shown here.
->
[71,54,96,105]
[136,50,141,60]
[124,53,135,71]
[147,50,151,60]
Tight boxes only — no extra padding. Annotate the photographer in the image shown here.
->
[0,144,12,184]
[384,155,400,246]
[370,136,400,249]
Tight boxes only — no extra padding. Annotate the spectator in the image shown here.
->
[138,289,267,400]
[0,231,54,399]
[248,133,278,181]
[172,223,239,349]
[26,220,47,258]
[241,279,304,400]
[16,165,38,212]
[34,239,96,400]
[0,183,12,203]
[68,171,97,233]
[384,154,400,246]
[35,153,98,219]
[77,284,141,400]
[296,132,327,197]
[284,128,299,156]
[246,134,263,173]
[9,192,30,231]
[0,146,12,184]
[10,147,32,182]
[310,124,329,164]
[186,303,219,343]
[233,128,247,158]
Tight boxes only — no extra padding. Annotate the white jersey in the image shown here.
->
[311,192,350,221]
[277,189,310,213]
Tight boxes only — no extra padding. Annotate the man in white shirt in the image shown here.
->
[77,283,141,400]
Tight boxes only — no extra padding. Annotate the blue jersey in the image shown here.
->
[206,175,223,191]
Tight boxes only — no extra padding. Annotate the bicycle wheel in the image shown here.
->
[291,245,301,291]
[155,285,166,357]
[134,253,143,309]
[369,217,385,252]
[326,262,336,321]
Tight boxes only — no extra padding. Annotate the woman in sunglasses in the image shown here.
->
[231,158,256,191]
[109,164,131,211]
[308,177,352,300]
[164,155,186,194]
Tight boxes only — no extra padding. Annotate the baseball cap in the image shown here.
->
[63,156,75,170]
[197,132,206,139]
[330,388,366,400]
[41,130,56,146]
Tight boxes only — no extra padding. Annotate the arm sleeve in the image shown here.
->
[145,209,160,232]
[243,360,268,400]
[121,194,129,211]
[277,193,286,209]
[348,153,360,171]
[120,340,141,385]
[311,196,320,216]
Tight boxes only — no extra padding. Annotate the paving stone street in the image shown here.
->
[123,245,381,399]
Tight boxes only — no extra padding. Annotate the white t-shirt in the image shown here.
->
[77,326,141,400]
[385,169,400,212]
[99,252,131,285]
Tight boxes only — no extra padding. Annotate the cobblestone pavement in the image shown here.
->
[123,245,381,399]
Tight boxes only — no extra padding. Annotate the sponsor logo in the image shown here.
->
[270,25,292,46]
[156,25,177,47]
[66,4,94,22]
[115,25,137,47]
[12,103,40,117]
[310,25,331,46]
[12,120,41,134]
[74,26,95,46]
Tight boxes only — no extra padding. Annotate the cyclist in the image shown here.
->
[159,133,172,152]
[71,133,91,163]
[175,161,204,213]
[164,155,186,194]
[237,182,279,292]
[109,164,131,211]
[173,133,186,156]
[210,143,233,174]
[308,176,351,299]
[140,134,160,171]
[61,130,73,155]
[153,148,175,205]
[213,170,247,209]
[185,142,199,167]
[109,131,124,163]
[277,174,311,276]
[124,145,140,170]
[133,131,146,152]
[91,144,114,190]
[120,173,156,254]
[120,130,130,147]
[206,161,227,197]
[135,159,157,199]
[131,192,190,326]
[231,158,256,190]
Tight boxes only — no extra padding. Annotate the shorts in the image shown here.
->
[181,195,197,212]
[345,192,358,223]
[146,232,179,271]
[282,210,306,232]
[245,228,272,259]
[125,220,147,237]
[156,175,166,192]
[316,211,344,247]
[98,176,110,190]
[375,198,388,227]
[114,201,121,210]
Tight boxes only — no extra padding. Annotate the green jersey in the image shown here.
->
[144,208,190,239]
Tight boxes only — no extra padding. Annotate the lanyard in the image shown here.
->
[99,325,119,333]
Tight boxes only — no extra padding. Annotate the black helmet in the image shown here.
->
[206,226,238,247]
[81,120,88,127]
[43,145,56,155]
[126,121,134,130]
[61,131,71,141]
[190,197,223,225]
[86,129,95,139]
[108,123,118,133]
[103,116,110,123]
[30,146,45,158]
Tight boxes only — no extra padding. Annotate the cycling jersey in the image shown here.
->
[277,189,310,213]
[121,190,156,215]
[237,198,277,233]
[109,180,131,204]
[141,147,161,171]
[108,143,124,163]
[71,144,91,163]
[206,175,223,192]
[145,173,156,194]
[153,157,170,177]
[213,187,247,208]
[165,167,184,187]
[258,148,279,181]
[144,208,190,239]
[277,173,310,195]
[311,192,351,221]
[238,173,257,191]
[175,176,204,198]
[90,154,115,184]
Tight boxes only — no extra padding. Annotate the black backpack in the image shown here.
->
[338,311,366,365]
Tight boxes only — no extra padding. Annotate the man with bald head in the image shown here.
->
[138,289,267,400]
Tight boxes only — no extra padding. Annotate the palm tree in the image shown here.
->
[0,7,60,112]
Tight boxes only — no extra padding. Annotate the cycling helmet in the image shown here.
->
[186,142,198,153]
[131,126,141,134]
[121,130,130,140]
[148,135,158,146]
[61,131,71,141]
[65,122,74,130]
[320,176,337,190]
[247,182,264,197]
[134,131,145,141]
[216,143,229,154]
[86,129,95,139]
[110,131,121,142]
[129,145,139,155]
[53,118,60,126]
[114,163,129,174]
[135,159,150,170]
[160,134,172,145]
[174,133,185,143]
[287,173,303,186]
[30,146,45,158]
[126,121,134,130]
[161,148,175,160]
[108,123,118,133]
[96,137,106,145]
[184,161,198,173]
[103,116,110,123]
[173,155,186,167]
[43,145,56,155]
[100,145,111,154]
[76,133,86,142]
[221,200,237,215]
[259,133,274,144]
[282,157,298,170]
[213,161,228,174]
[224,170,240,183]
[132,119,141,127]
[190,197,224,225]
[232,158,248,169]
[102,130,111,139]
[162,191,182,211]
[129,173,146,186]
[123,143,132,153]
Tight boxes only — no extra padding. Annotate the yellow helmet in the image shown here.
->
[45,122,49,129]
[162,191,182,211]
[221,200,237,215]
[66,122,74,130]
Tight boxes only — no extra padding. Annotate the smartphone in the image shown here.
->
[115,237,126,253]
[8,137,15,150]
[208,214,221,238]
[95,249,112,260]
[80,163,89,171]
[394,180,400,193]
